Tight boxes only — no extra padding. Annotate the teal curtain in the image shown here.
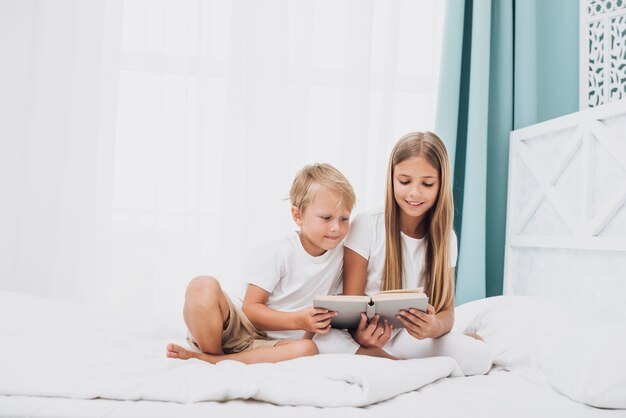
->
[435,0,579,305]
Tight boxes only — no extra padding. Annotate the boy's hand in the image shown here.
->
[351,313,393,348]
[297,306,336,334]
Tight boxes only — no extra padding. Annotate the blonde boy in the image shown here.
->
[166,163,356,364]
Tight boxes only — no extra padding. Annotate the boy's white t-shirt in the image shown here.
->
[344,210,458,296]
[241,231,344,340]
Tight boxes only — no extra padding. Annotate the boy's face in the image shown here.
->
[291,191,351,257]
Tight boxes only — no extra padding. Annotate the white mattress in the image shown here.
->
[1,368,622,418]
[1,290,625,417]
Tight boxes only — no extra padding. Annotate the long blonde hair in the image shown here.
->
[382,132,455,313]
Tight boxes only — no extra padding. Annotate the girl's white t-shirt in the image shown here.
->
[242,231,344,340]
[344,210,458,296]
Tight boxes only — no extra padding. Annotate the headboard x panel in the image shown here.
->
[504,100,626,322]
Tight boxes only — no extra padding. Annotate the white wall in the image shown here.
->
[0,0,445,314]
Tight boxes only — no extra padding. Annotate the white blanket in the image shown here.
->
[0,291,460,407]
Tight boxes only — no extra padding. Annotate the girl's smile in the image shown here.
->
[405,200,425,207]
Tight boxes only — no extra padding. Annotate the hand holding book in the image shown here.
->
[396,303,443,340]
[296,306,337,334]
[351,312,394,348]
[313,288,428,329]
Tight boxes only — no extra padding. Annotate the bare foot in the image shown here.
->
[465,332,484,341]
[166,343,223,364]
[166,343,197,360]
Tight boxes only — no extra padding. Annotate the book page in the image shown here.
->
[313,295,370,302]
[372,287,424,296]
[371,292,427,301]
[372,295,428,328]
[313,296,370,329]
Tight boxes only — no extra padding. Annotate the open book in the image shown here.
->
[313,288,428,329]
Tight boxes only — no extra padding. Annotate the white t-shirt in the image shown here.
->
[344,210,457,296]
[242,231,344,340]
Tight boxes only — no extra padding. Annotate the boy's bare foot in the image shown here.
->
[166,343,196,360]
[166,343,223,364]
[167,339,323,365]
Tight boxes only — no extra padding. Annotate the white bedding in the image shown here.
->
[0,290,458,407]
[1,335,458,407]
[454,296,626,409]
[1,369,623,418]
[1,290,625,417]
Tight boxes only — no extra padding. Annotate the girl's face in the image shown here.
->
[393,156,439,221]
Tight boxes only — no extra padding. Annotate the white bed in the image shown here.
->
[2,100,626,417]
[1,292,625,418]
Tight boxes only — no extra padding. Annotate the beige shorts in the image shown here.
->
[186,293,281,354]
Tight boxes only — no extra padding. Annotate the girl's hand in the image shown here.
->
[397,304,441,340]
[351,313,393,348]
[297,306,336,334]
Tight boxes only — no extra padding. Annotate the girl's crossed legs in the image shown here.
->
[384,329,493,376]
[314,328,492,376]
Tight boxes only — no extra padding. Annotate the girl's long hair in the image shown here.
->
[382,132,455,313]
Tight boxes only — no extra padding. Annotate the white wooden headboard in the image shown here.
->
[504,99,626,322]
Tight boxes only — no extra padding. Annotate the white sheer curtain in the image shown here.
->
[0,0,445,314]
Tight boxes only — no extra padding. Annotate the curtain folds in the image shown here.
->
[437,0,579,304]
[436,0,515,305]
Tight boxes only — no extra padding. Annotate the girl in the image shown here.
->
[315,132,492,375]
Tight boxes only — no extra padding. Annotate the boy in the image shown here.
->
[166,163,355,364]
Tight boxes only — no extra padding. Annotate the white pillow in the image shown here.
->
[534,324,626,409]
[455,295,574,367]
[455,295,626,409]
[452,296,501,333]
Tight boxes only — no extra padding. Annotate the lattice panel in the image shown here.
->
[510,119,626,241]
[581,0,626,107]
[505,102,626,322]
[587,0,626,17]
[610,15,626,101]
[588,20,605,107]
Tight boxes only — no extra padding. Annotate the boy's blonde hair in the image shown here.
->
[290,163,356,212]
[382,132,455,313]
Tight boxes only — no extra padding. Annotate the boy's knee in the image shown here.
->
[295,339,318,357]
[186,276,222,301]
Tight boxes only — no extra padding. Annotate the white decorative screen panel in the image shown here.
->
[505,100,626,322]
[587,0,626,17]
[581,0,626,108]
